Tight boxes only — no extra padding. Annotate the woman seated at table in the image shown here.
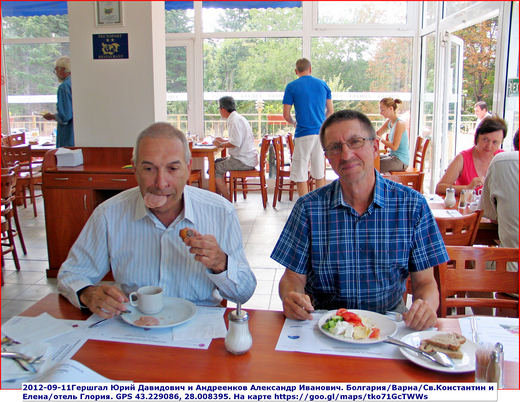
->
[376,97,409,173]
[436,116,507,195]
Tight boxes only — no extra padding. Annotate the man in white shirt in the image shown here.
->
[213,96,259,201]
[474,101,492,131]
[58,122,256,319]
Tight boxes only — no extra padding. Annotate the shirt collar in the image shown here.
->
[330,169,385,212]
[133,187,192,228]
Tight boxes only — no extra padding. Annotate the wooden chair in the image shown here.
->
[272,135,295,207]
[228,136,270,209]
[187,141,202,188]
[435,209,484,247]
[1,170,21,272]
[385,172,425,192]
[436,246,519,318]
[1,145,43,217]
[1,165,26,255]
[390,137,430,175]
[8,132,26,146]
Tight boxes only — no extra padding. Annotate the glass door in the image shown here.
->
[439,33,464,174]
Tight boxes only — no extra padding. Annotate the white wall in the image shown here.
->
[68,1,166,147]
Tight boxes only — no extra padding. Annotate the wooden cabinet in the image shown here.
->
[42,148,137,277]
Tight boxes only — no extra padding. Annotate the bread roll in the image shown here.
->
[420,340,463,359]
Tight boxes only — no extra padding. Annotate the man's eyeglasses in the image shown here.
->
[324,138,373,156]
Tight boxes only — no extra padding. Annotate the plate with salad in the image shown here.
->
[318,309,398,344]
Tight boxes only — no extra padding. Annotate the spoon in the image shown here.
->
[384,337,455,368]
[88,309,132,328]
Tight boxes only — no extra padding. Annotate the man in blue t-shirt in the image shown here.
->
[283,58,334,197]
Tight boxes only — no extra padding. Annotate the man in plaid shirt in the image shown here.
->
[271,110,448,331]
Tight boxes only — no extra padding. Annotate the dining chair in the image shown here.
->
[390,137,430,175]
[272,135,296,207]
[1,145,43,217]
[1,170,21,272]
[436,246,519,318]
[385,172,425,193]
[187,141,202,188]
[8,132,26,146]
[434,209,484,247]
[228,136,270,209]
[1,165,27,255]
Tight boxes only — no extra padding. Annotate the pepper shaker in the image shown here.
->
[493,343,505,388]
[225,303,253,355]
[486,350,501,386]
[458,189,467,209]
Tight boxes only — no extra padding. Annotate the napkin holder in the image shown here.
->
[56,148,83,167]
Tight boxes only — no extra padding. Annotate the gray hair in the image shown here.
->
[55,56,71,73]
[132,122,190,165]
[219,96,236,113]
[319,109,377,148]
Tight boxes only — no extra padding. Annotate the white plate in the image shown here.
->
[318,310,398,344]
[122,297,197,329]
[399,331,477,373]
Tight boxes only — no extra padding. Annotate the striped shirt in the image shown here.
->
[270,172,449,313]
[58,186,257,308]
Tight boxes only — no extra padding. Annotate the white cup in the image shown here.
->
[129,286,163,315]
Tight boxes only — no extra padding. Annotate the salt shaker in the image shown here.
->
[492,343,505,388]
[444,187,456,208]
[486,350,501,386]
[225,303,253,355]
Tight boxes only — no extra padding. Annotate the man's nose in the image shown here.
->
[155,169,169,189]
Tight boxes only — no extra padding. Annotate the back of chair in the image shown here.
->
[1,145,32,168]
[258,137,270,175]
[412,137,430,172]
[385,172,424,192]
[272,136,285,170]
[435,209,484,246]
[1,170,15,201]
[8,132,26,146]
[436,246,519,317]
[285,133,294,159]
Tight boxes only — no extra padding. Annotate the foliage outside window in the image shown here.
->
[444,1,474,18]
[317,1,408,25]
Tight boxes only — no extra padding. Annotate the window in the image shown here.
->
[316,1,408,25]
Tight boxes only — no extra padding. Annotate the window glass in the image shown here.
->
[166,47,188,132]
[202,2,302,32]
[2,14,69,39]
[422,1,437,28]
[444,1,473,18]
[4,42,70,136]
[165,6,194,33]
[203,37,301,137]
[312,36,413,133]
[317,1,407,25]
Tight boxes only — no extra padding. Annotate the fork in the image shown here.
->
[88,309,132,328]
[1,351,45,364]
[470,316,479,343]
[386,311,403,322]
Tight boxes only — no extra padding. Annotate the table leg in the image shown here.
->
[207,156,216,193]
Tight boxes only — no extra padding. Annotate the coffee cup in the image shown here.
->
[129,286,163,315]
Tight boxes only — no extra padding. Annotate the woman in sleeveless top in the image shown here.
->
[435,116,507,195]
[376,97,409,173]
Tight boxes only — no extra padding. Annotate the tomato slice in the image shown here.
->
[369,328,381,339]
[337,310,363,325]
[336,308,349,316]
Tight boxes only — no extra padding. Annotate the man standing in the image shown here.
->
[271,110,448,331]
[43,56,74,147]
[283,58,334,197]
[474,101,492,131]
[213,96,258,201]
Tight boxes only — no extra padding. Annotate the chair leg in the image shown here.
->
[242,178,247,200]
[273,177,279,208]
[261,178,267,209]
[29,182,38,217]
[12,205,27,254]
[7,220,21,271]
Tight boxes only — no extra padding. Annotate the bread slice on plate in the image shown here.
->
[419,340,463,359]
[423,333,466,351]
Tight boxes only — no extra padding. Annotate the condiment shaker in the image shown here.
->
[486,350,501,386]
[225,303,253,355]
[458,189,467,209]
[444,187,456,208]
[492,343,505,388]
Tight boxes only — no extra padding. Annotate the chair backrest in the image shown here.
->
[1,135,10,147]
[285,133,294,159]
[436,246,519,317]
[412,137,430,172]
[258,137,270,174]
[434,209,484,246]
[1,170,15,200]
[1,145,33,167]
[385,172,424,192]
[8,132,26,146]
[272,136,286,169]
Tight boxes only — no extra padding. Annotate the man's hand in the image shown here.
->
[402,299,437,330]
[79,284,129,319]
[42,112,55,121]
[282,291,314,321]
[183,228,228,273]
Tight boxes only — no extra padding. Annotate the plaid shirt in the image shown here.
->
[271,172,449,313]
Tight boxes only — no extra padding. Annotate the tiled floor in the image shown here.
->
[1,187,301,324]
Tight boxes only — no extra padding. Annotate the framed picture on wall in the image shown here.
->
[95,1,123,26]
